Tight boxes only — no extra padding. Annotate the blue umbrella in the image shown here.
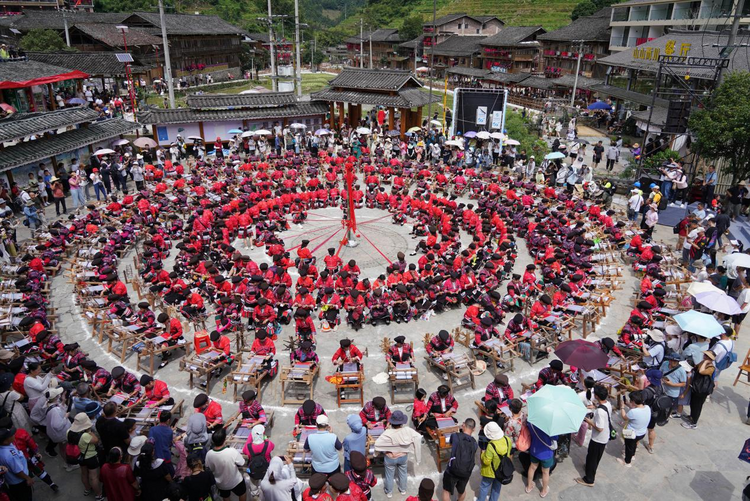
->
[673,310,724,338]
[228,129,242,134]
[587,101,612,110]
[545,151,566,160]
[68,97,87,105]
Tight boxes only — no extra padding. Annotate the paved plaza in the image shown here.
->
[18,195,749,501]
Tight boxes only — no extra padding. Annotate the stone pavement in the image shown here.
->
[23,197,750,501]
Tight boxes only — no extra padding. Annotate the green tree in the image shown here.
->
[20,29,72,52]
[689,71,750,183]
[399,14,423,42]
[571,0,598,20]
[504,110,549,159]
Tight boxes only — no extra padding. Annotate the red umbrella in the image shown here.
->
[554,339,608,371]
[0,103,16,113]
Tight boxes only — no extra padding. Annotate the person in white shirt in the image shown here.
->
[205,427,247,501]
[23,362,54,416]
[575,385,611,486]
[734,281,750,335]
[682,221,699,264]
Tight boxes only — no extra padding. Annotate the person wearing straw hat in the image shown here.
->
[70,412,104,500]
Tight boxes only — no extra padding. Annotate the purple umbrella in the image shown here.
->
[554,339,608,371]
[464,131,477,138]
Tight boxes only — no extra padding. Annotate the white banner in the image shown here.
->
[491,111,503,129]
[476,106,487,125]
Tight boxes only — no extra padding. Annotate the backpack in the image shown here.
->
[515,421,531,452]
[714,342,737,371]
[490,437,514,485]
[642,386,672,426]
[597,404,617,441]
[247,442,270,480]
[691,368,715,396]
[448,432,477,479]
[658,195,668,211]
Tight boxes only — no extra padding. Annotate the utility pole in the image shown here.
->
[267,0,277,91]
[360,19,364,68]
[294,0,302,98]
[717,0,746,82]
[62,10,71,47]
[570,40,584,107]
[369,31,373,69]
[158,0,175,108]
[427,0,436,120]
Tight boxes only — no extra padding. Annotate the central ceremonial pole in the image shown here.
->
[341,162,358,248]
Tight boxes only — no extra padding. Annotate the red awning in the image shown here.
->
[0,70,89,90]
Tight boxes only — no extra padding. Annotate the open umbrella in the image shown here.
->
[187,136,203,141]
[407,126,421,133]
[464,131,477,138]
[527,385,588,436]
[290,123,307,129]
[315,129,331,136]
[68,97,87,105]
[554,340,608,371]
[356,127,371,135]
[476,131,491,140]
[416,66,429,73]
[687,282,724,297]
[93,148,115,156]
[387,130,401,136]
[444,140,462,147]
[112,139,129,146]
[0,103,16,113]
[430,119,442,127]
[228,129,243,134]
[673,310,724,338]
[504,139,521,146]
[693,291,742,315]
[587,101,612,110]
[133,137,157,148]
[489,132,504,140]
[545,151,566,160]
[724,253,750,271]
[254,129,272,136]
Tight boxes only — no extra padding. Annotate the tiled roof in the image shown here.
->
[137,102,329,125]
[425,13,471,27]
[247,33,270,43]
[447,67,491,77]
[432,35,487,57]
[345,29,403,44]
[589,84,669,107]
[537,8,611,43]
[480,26,546,47]
[27,52,151,77]
[0,59,82,83]
[310,88,439,108]
[186,92,297,110]
[128,11,246,36]
[0,118,138,172]
[632,107,669,127]
[520,76,555,90]
[73,23,163,47]
[399,35,424,50]
[0,107,100,143]
[329,67,422,91]
[484,72,532,84]
[1,11,130,31]
[548,74,604,90]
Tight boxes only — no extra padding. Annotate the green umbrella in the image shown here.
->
[527,385,588,436]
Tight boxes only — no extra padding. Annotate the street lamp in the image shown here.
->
[116,25,138,131]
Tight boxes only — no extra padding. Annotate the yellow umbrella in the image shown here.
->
[687,282,723,297]
[407,126,421,133]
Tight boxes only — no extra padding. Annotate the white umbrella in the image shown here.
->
[724,253,750,270]
[504,139,521,146]
[687,282,724,297]
[490,132,505,140]
[188,136,203,141]
[112,139,129,146]
[430,119,442,127]
[133,137,157,148]
[356,127,371,135]
[289,123,307,129]
[476,131,491,139]
[93,148,115,156]
[416,66,429,73]
[444,140,464,149]
[315,129,331,136]
[255,129,272,136]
